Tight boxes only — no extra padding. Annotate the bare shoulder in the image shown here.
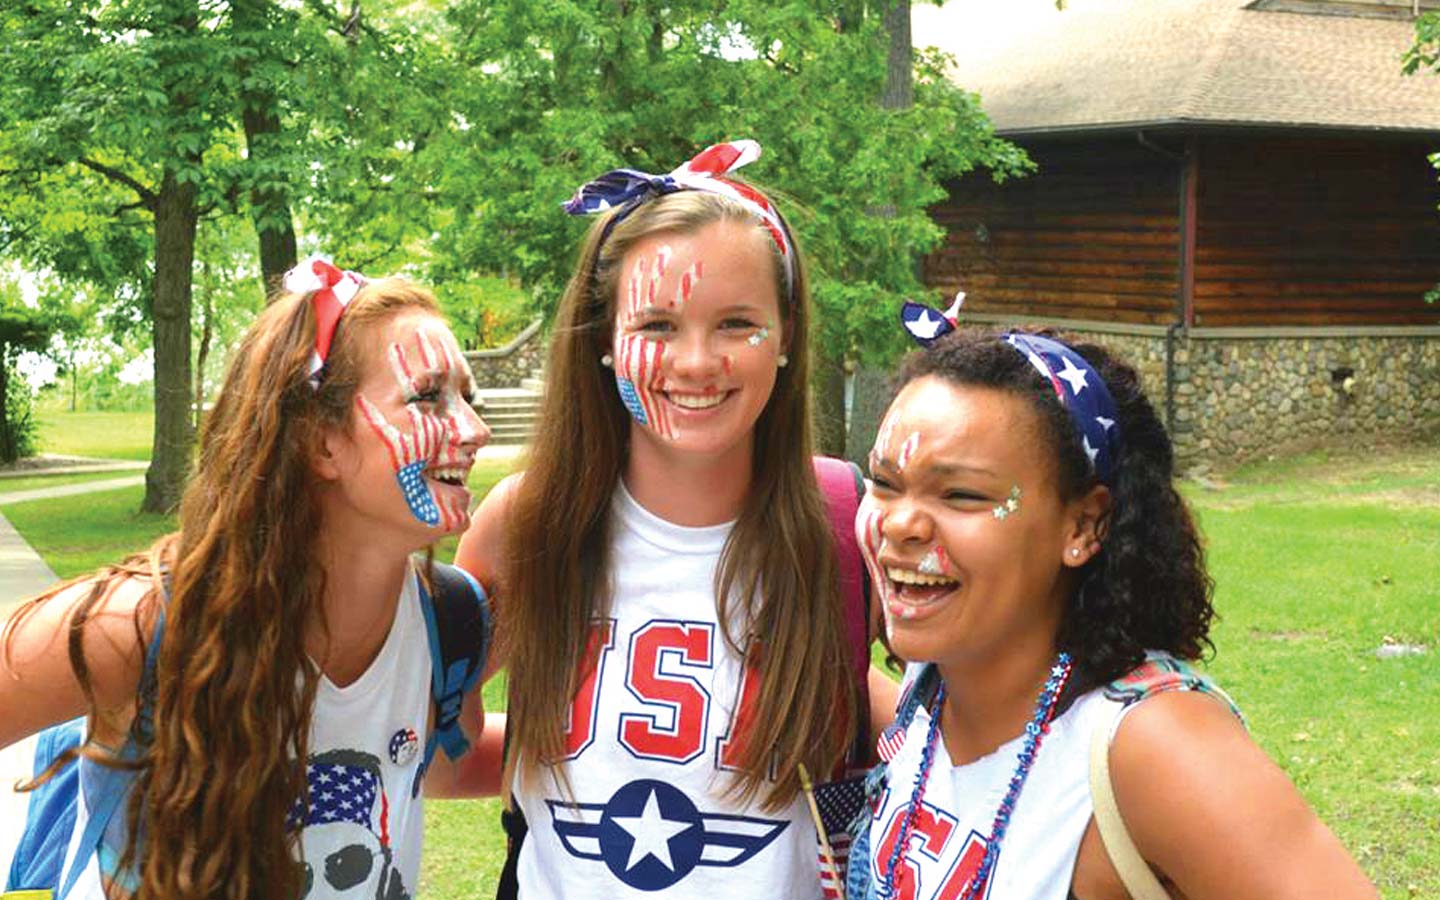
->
[1108,690,1376,900]
[1,574,159,748]
[455,470,523,590]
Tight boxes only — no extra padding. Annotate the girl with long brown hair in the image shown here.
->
[1,262,492,900]
[454,140,893,898]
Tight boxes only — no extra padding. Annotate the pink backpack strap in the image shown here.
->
[813,455,870,761]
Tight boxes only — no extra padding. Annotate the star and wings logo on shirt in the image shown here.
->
[547,778,789,891]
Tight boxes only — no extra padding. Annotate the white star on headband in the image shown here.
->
[1096,415,1115,431]
[1083,435,1099,465]
[1056,356,1089,394]
[908,309,944,340]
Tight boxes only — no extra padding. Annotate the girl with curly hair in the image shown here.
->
[848,311,1375,900]
[1,263,491,900]
[453,140,892,899]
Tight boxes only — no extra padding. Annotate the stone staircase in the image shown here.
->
[478,366,544,445]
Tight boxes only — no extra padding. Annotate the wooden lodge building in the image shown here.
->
[916,0,1440,464]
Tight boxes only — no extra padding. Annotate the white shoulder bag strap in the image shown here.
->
[1088,719,1172,900]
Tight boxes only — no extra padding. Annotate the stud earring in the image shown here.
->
[777,354,789,368]
[601,353,614,368]
[1070,547,1081,559]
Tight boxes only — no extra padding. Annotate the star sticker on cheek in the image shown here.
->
[992,485,1022,520]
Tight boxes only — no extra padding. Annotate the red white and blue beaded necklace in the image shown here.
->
[881,653,1075,900]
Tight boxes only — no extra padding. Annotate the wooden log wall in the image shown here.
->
[923,138,1181,326]
[1193,135,1440,327]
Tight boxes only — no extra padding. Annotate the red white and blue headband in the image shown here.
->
[563,139,796,300]
[901,295,1122,484]
[283,256,369,386]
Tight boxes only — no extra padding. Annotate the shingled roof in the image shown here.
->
[920,0,1440,135]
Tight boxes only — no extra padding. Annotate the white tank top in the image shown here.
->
[862,656,1240,900]
[862,687,1115,900]
[511,484,821,900]
[62,566,433,900]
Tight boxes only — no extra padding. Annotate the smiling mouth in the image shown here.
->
[885,566,960,616]
[665,390,731,411]
[424,466,470,488]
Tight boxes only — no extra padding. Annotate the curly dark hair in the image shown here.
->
[895,328,1215,691]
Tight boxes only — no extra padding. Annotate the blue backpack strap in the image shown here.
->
[52,604,166,900]
[415,562,492,780]
[6,719,83,893]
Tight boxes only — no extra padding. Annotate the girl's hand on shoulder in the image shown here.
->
[0,576,156,749]
[1110,690,1377,900]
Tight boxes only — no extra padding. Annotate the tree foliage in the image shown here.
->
[1,0,1027,485]
[428,0,1028,362]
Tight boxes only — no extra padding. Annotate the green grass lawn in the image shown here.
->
[34,410,155,460]
[1,458,517,580]
[6,444,1436,897]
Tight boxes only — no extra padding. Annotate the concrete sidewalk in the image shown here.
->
[0,475,146,508]
[0,509,55,879]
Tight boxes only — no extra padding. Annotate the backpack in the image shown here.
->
[2,560,490,900]
[494,455,873,900]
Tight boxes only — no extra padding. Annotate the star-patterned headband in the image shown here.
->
[563,139,796,300]
[283,256,369,386]
[901,295,1122,483]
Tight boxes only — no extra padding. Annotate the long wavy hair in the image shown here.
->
[896,329,1215,692]
[503,188,856,811]
[3,278,441,899]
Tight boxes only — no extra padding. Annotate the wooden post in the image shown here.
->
[1179,137,1198,328]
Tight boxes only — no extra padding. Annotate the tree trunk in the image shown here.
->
[194,274,213,433]
[245,103,298,300]
[882,1,913,111]
[233,0,298,300]
[811,352,847,457]
[143,169,198,513]
[0,351,12,464]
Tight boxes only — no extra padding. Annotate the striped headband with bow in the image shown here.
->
[283,257,369,386]
[563,139,795,300]
[900,293,1123,483]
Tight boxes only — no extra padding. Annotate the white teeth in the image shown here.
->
[668,392,726,410]
[887,567,958,587]
[426,467,469,486]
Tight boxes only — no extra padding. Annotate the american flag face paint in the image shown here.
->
[612,248,700,441]
[355,322,485,532]
[609,222,783,457]
[895,432,921,472]
[745,323,771,347]
[856,491,901,637]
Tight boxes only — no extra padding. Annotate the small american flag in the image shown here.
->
[811,774,867,899]
[877,722,908,763]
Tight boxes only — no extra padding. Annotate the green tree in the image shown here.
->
[0,281,60,462]
[0,0,425,508]
[427,0,1026,393]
